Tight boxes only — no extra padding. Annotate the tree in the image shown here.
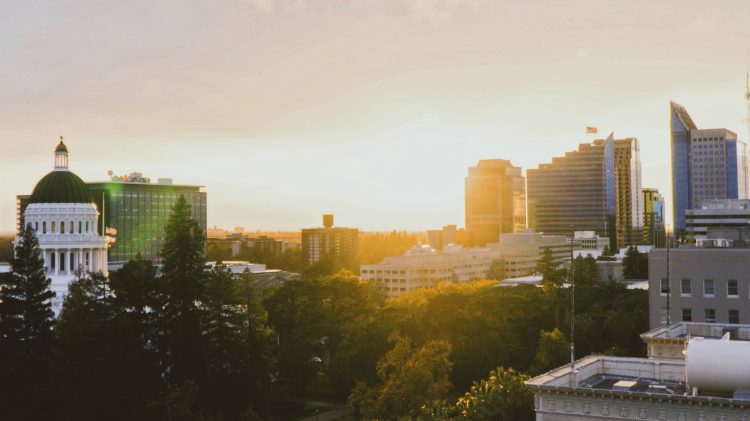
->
[348,337,453,420]
[420,367,533,421]
[623,246,648,279]
[530,329,569,375]
[536,248,564,291]
[0,226,55,418]
[153,196,207,393]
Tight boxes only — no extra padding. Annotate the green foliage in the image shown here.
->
[265,270,385,395]
[530,329,569,375]
[348,337,453,420]
[536,248,565,292]
[623,246,648,279]
[420,367,534,420]
[0,226,56,418]
[155,195,208,385]
[572,255,600,290]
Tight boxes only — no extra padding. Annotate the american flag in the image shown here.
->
[586,127,598,134]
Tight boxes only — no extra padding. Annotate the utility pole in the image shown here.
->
[666,224,671,338]
[569,226,576,385]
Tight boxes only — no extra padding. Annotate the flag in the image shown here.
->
[586,127,598,134]
[106,226,118,236]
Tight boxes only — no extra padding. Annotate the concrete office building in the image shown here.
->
[528,134,642,250]
[360,244,498,296]
[670,101,749,239]
[465,159,526,246]
[685,199,750,243]
[496,230,570,271]
[301,214,359,274]
[572,231,609,250]
[426,224,471,250]
[86,172,207,265]
[649,246,750,329]
[643,187,666,247]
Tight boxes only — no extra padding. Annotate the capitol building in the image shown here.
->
[20,139,108,311]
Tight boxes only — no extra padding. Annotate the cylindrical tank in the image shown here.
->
[686,338,750,393]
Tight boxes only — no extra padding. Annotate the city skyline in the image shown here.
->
[3,0,750,233]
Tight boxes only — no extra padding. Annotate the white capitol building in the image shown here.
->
[19,139,108,311]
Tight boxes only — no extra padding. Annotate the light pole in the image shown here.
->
[569,226,576,384]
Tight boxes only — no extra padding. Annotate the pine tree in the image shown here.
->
[154,196,207,394]
[0,225,55,418]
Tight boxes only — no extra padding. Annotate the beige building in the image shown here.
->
[614,138,644,247]
[465,159,525,246]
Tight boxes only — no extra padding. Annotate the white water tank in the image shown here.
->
[686,337,750,393]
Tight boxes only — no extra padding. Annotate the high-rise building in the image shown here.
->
[614,138,643,246]
[527,135,617,248]
[670,101,749,239]
[87,173,207,265]
[464,159,525,246]
[527,134,643,250]
[301,214,359,274]
[685,199,750,243]
[642,188,666,247]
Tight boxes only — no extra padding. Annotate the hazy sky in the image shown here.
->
[2,0,750,233]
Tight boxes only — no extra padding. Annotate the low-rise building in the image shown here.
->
[205,260,301,289]
[360,244,497,296]
[572,231,610,250]
[685,199,750,244]
[641,321,750,360]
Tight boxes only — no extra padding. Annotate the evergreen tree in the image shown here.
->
[154,196,207,392]
[622,246,647,279]
[0,225,55,418]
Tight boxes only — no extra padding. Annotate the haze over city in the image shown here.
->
[2,0,750,232]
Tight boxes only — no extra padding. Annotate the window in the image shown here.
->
[78,221,82,234]
[729,310,740,324]
[705,309,716,323]
[51,221,56,233]
[660,278,670,295]
[69,221,73,234]
[42,221,46,234]
[680,279,691,296]
[85,221,89,233]
[59,252,65,271]
[660,308,669,324]
[728,280,739,297]
[682,308,692,322]
[704,279,715,297]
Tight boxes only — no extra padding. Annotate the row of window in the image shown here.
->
[30,220,92,235]
[660,278,740,298]
[662,308,740,324]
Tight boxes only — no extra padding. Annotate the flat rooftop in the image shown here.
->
[578,373,686,396]
[641,322,750,342]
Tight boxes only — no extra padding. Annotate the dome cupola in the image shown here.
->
[29,138,93,204]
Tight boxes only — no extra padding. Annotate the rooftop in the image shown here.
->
[641,322,750,343]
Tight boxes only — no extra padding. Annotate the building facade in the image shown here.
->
[649,247,750,328]
[685,199,750,244]
[642,187,666,247]
[301,214,359,274]
[670,101,749,239]
[464,159,526,246]
[87,173,207,265]
[614,138,643,247]
[19,140,108,312]
[360,245,498,296]
[527,135,617,249]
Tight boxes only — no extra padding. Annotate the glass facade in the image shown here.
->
[88,182,207,264]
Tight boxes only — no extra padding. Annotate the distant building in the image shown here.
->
[494,230,570,275]
[426,224,470,250]
[301,214,359,274]
[685,199,750,244]
[614,138,644,247]
[205,261,301,289]
[572,231,609,250]
[86,173,207,265]
[670,101,749,239]
[464,159,525,246]
[642,187,666,247]
[360,244,497,296]
[649,246,750,328]
[527,135,618,249]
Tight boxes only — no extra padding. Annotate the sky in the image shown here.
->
[2,0,750,233]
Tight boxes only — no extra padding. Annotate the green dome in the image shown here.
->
[55,140,68,153]
[30,171,93,204]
